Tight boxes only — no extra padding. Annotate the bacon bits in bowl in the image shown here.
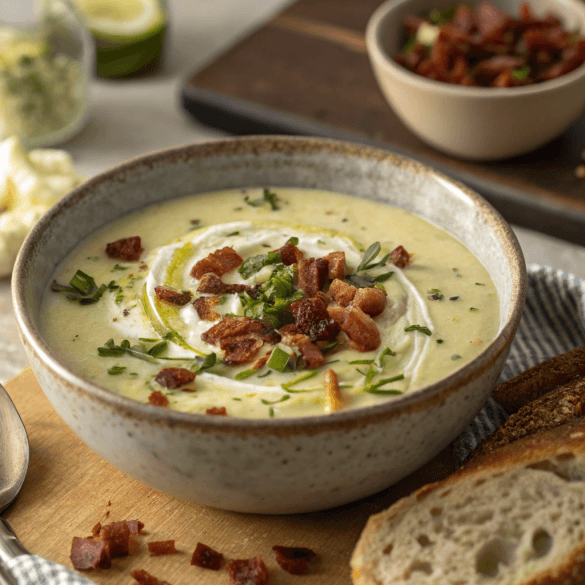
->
[366,0,585,159]
[12,137,526,513]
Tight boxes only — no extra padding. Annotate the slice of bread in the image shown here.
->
[351,418,585,585]
[469,372,585,461]
[492,347,585,414]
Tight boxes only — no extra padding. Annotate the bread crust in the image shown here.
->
[351,418,585,585]
[492,347,585,414]
[469,373,585,461]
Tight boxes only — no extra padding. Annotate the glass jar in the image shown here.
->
[0,0,93,148]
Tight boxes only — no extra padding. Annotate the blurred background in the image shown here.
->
[1,0,585,384]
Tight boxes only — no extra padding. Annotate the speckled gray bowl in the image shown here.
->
[12,137,526,514]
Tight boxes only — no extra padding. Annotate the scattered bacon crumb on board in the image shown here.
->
[191,542,224,570]
[226,556,269,585]
[131,568,171,585]
[148,540,178,556]
[272,545,317,575]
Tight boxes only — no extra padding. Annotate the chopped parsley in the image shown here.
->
[405,324,432,336]
[107,365,126,375]
[235,369,256,380]
[243,188,279,210]
[427,288,444,300]
[238,250,282,279]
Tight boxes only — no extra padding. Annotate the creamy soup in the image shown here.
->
[40,188,499,418]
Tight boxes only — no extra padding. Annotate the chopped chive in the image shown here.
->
[436,339,444,344]
[321,340,339,354]
[232,397,242,401]
[470,307,479,312]
[365,388,403,395]
[261,395,290,405]
[451,354,461,360]
[115,290,124,304]
[107,365,126,375]
[257,370,271,378]
[70,270,96,295]
[227,231,240,236]
[111,264,129,272]
[349,359,374,365]
[475,282,485,286]
[139,338,159,342]
[269,407,275,417]
[378,347,396,366]
[235,369,256,380]
[267,347,292,373]
[282,370,318,392]
[449,296,459,301]
[405,324,432,335]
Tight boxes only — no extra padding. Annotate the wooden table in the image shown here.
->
[3,369,456,584]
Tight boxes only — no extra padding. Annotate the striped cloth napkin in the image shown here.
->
[452,264,585,464]
[4,556,97,585]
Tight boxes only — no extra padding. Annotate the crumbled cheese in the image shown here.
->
[0,136,84,276]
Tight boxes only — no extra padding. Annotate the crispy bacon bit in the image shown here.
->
[70,537,111,570]
[123,520,145,535]
[106,236,143,262]
[274,241,303,265]
[206,406,227,415]
[154,286,193,307]
[197,273,258,297]
[191,542,224,570]
[298,257,329,297]
[353,287,387,317]
[280,329,325,370]
[476,0,511,40]
[272,546,317,575]
[148,390,169,407]
[221,334,264,365]
[328,306,381,352]
[131,569,171,585]
[324,369,342,413]
[191,247,243,279]
[193,296,221,321]
[148,540,177,556]
[290,297,339,341]
[325,251,346,280]
[226,556,269,585]
[155,367,196,389]
[98,521,130,558]
[389,245,413,269]
[328,278,357,307]
[202,316,280,347]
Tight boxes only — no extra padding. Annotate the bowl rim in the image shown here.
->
[365,0,585,98]
[12,135,527,431]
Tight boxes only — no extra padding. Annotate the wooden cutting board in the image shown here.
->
[182,0,585,245]
[2,369,456,585]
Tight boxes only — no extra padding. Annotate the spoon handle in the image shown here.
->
[0,518,29,563]
[0,561,18,585]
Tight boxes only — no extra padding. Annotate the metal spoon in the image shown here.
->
[0,382,31,584]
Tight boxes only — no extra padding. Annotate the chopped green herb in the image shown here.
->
[427,288,444,300]
[243,188,279,210]
[378,347,396,366]
[235,369,256,380]
[52,270,112,305]
[405,324,432,336]
[69,270,96,295]
[365,374,405,394]
[227,231,240,236]
[470,307,479,312]
[475,282,485,286]
[402,36,416,52]
[436,339,444,344]
[268,347,292,373]
[257,370,271,378]
[86,256,100,260]
[111,264,129,272]
[511,66,531,80]
[232,397,242,401]
[449,296,459,301]
[261,395,290,405]
[349,359,374,365]
[107,365,126,375]
[147,341,168,357]
[451,354,462,360]
[269,407,275,417]
[282,370,318,392]
[97,338,158,363]
[139,338,159,342]
[195,352,217,374]
[238,250,282,279]
[286,237,299,245]
[365,387,403,396]
[321,340,339,354]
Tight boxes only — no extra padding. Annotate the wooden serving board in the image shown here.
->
[182,0,585,245]
[3,369,456,585]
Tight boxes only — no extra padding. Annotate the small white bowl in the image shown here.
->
[366,0,585,160]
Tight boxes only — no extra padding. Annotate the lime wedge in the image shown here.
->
[70,0,167,77]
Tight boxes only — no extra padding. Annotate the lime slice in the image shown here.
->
[72,0,165,41]
[71,0,166,77]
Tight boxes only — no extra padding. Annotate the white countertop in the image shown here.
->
[1,0,585,384]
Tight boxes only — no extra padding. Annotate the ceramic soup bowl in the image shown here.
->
[12,137,526,514]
